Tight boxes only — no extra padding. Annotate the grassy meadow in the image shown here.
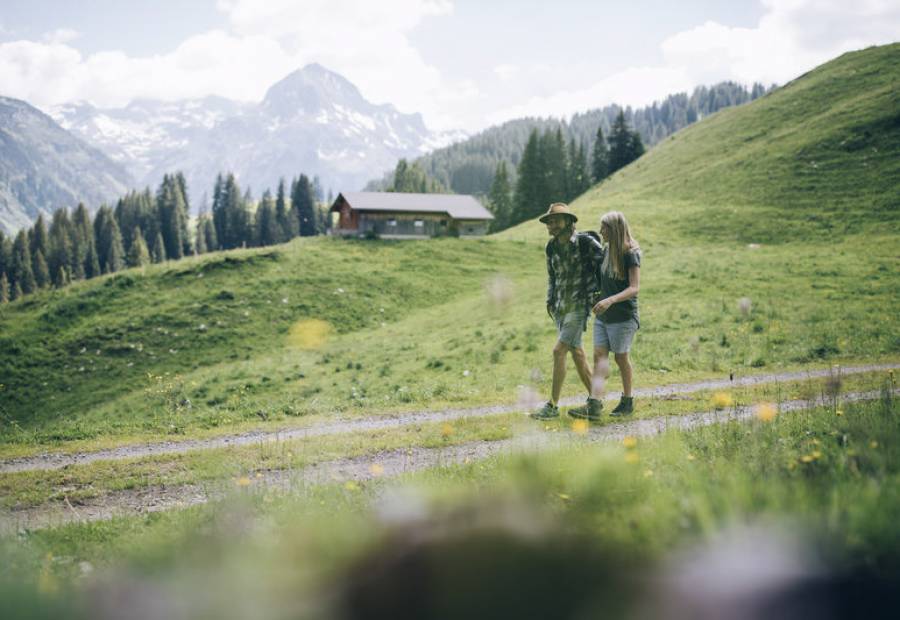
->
[0,44,899,617]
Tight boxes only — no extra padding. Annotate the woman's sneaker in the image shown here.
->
[568,397,603,421]
[610,396,634,416]
[530,401,559,419]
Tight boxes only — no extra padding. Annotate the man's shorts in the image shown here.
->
[593,317,638,353]
[556,311,588,349]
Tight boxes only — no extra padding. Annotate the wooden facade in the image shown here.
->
[330,192,492,239]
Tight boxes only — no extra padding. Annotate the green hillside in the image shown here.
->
[505,43,899,243]
[1,44,897,451]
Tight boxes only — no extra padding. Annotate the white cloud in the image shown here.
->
[0,0,472,129]
[488,0,900,126]
[493,64,519,81]
[41,28,80,45]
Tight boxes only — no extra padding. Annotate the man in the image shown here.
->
[531,203,603,420]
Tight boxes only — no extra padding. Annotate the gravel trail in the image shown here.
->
[1,387,893,533]
[2,363,895,475]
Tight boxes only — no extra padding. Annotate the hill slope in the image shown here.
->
[0,45,897,449]
[503,43,899,243]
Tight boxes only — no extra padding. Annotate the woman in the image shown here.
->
[587,211,641,417]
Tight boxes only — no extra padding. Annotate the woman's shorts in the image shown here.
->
[556,311,588,349]
[593,317,638,353]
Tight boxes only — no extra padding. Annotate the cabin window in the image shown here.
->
[414,220,424,228]
[387,219,397,227]
[440,220,448,227]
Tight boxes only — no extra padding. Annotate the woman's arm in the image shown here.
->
[592,265,640,314]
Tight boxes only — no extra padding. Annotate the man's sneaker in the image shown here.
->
[568,397,603,421]
[530,401,560,420]
[610,396,634,417]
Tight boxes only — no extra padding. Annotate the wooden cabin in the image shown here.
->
[329,192,494,238]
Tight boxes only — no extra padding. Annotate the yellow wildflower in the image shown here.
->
[557,493,571,501]
[369,463,385,476]
[836,409,843,417]
[622,436,638,449]
[755,403,777,422]
[441,423,454,438]
[870,440,879,449]
[643,469,654,478]
[625,452,640,464]
[711,392,733,409]
[344,481,360,491]
[687,454,696,461]
[286,319,333,350]
[572,419,589,435]
[236,476,252,486]
[811,450,822,459]
[800,455,814,463]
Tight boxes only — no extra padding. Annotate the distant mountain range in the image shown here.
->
[0,96,134,236]
[48,64,465,210]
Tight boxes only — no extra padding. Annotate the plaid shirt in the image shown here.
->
[546,231,603,321]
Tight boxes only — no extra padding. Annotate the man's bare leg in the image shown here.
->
[571,347,592,394]
[551,341,570,404]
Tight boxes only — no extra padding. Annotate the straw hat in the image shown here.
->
[538,202,577,224]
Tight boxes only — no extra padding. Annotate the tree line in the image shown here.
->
[488,110,644,231]
[0,171,329,303]
[368,81,772,197]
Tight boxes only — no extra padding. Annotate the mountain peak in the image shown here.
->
[263,63,367,117]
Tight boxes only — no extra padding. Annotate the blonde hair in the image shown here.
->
[600,211,639,280]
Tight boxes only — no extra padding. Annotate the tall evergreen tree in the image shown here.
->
[512,129,543,226]
[127,226,151,267]
[32,249,50,289]
[195,217,208,254]
[488,161,513,232]
[292,174,317,237]
[152,232,167,263]
[573,141,590,197]
[202,217,218,253]
[11,230,36,294]
[156,174,189,260]
[0,231,11,286]
[12,280,23,301]
[254,190,279,247]
[0,272,8,303]
[607,110,644,175]
[591,125,609,182]
[29,215,50,263]
[48,208,73,287]
[72,203,94,280]
[274,178,293,241]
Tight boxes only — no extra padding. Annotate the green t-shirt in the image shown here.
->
[598,249,641,325]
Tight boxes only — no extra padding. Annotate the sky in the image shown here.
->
[0,0,898,132]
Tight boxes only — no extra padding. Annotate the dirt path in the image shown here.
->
[2,388,893,534]
[2,363,895,475]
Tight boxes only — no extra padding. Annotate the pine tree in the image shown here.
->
[591,125,609,182]
[33,249,50,289]
[195,217,208,254]
[11,230,36,294]
[292,174,317,237]
[0,232,11,284]
[156,174,186,260]
[274,178,293,241]
[30,214,49,263]
[152,232,167,263]
[0,272,9,303]
[488,161,513,232]
[127,226,151,267]
[255,191,279,247]
[48,208,73,287]
[608,110,643,175]
[72,203,94,280]
[512,129,543,226]
[573,141,589,197]
[55,265,70,288]
[12,281,23,301]
[105,217,125,273]
[203,218,218,253]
